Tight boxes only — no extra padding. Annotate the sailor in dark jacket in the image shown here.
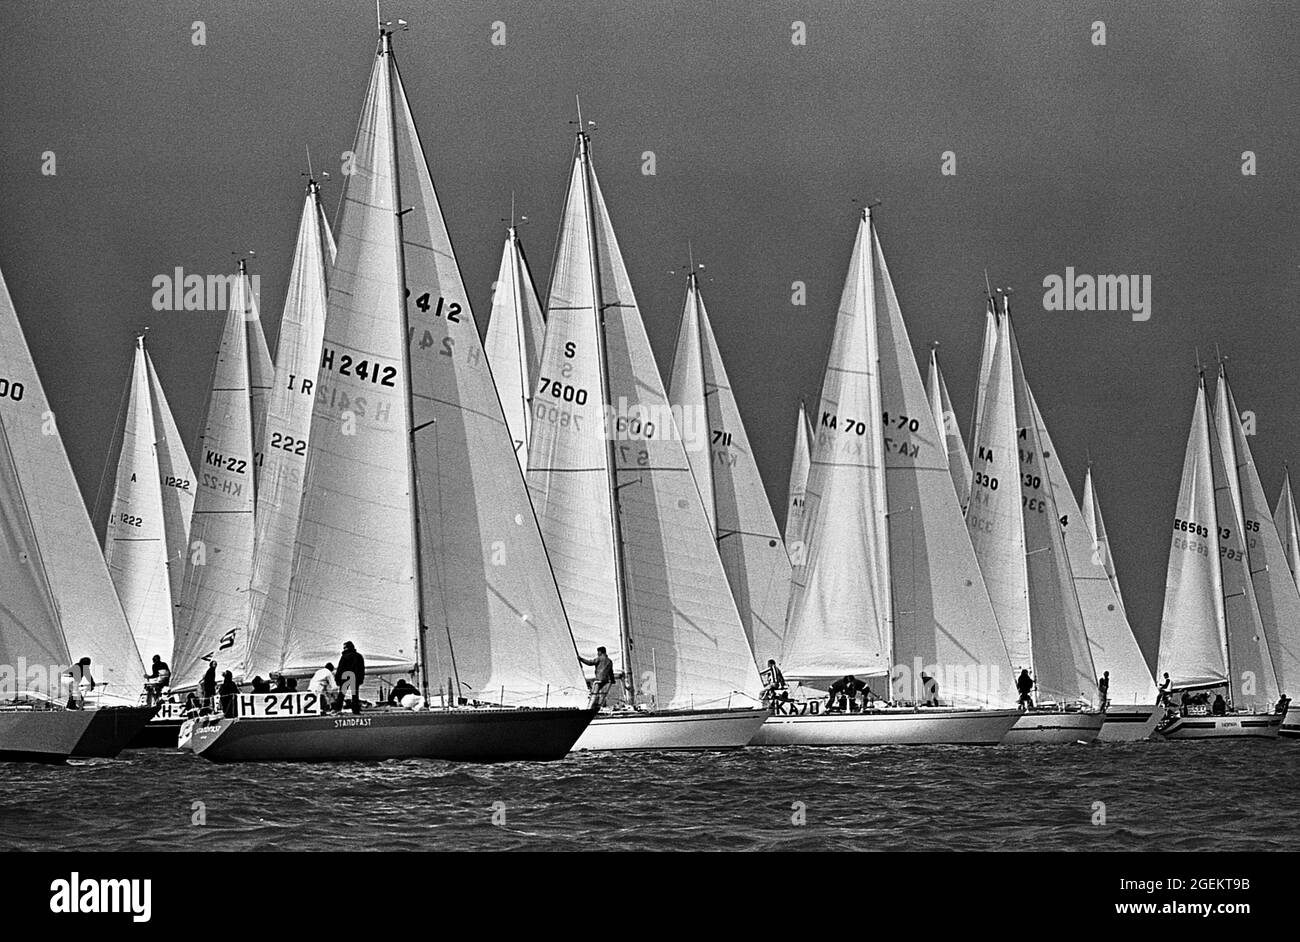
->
[218,671,240,718]
[336,641,366,714]
[201,661,218,711]
[578,646,616,708]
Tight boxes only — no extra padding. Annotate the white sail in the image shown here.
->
[1070,461,1155,702]
[528,134,760,708]
[316,190,338,267]
[782,211,891,680]
[237,264,275,491]
[1208,371,1278,708]
[1008,322,1096,703]
[103,337,175,664]
[970,300,997,455]
[1081,466,1127,618]
[926,346,972,511]
[390,49,587,706]
[172,275,259,687]
[244,182,331,679]
[784,402,811,558]
[484,227,547,473]
[0,264,143,703]
[669,274,792,663]
[1217,369,1291,703]
[874,225,1015,708]
[143,349,196,626]
[1274,468,1300,586]
[967,309,1031,675]
[1158,379,1229,691]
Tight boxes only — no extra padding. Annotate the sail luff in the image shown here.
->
[970,300,997,454]
[927,346,972,511]
[143,349,196,631]
[240,262,275,493]
[667,274,716,532]
[1081,466,1127,618]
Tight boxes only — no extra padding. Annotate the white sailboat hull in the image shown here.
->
[750,707,1020,746]
[1097,703,1161,742]
[571,707,768,752]
[1158,711,1282,740]
[1003,710,1104,744]
[1282,705,1300,740]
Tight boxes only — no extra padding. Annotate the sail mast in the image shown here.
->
[577,127,637,700]
[382,28,432,699]
[1202,367,1235,703]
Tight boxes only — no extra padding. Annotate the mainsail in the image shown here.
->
[782,209,891,680]
[926,345,972,511]
[1215,368,1288,704]
[1081,465,1126,618]
[172,271,259,687]
[1157,376,1229,691]
[668,272,791,663]
[103,337,175,664]
[1274,468,1300,587]
[279,34,587,706]
[526,131,760,709]
[484,226,546,472]
[244,181,332,678]
[784,401,811,559]
[0,263,143,703]
[970,298,998,454]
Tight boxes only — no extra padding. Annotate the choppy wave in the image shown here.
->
[0,741,1296,851]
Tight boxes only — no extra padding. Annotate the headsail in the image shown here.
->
[874,224,1014,707]
[1157,376,1229,691]
[926,345,972,511]
[0,264,143,703]
[784,401,811,558]
[1217,368,1290,703]
[970,298,998,455]
[669,273,791,663]
[143,348,196,633]
[1007,321,1096,703]
[244,181,331,679]
[172,271,259,687]
[1071,460,1154,702]
[1081,465,1127,618]
[1207,369,1278,708]
[782,210,891,680]
[103,337,175,665]
[1274,467,1300,587]
[484,227,547,473]
[527,132,760,708]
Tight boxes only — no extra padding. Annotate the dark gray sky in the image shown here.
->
[3,0,1299,667]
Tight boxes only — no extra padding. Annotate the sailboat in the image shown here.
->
[483,222,546,472]
[102,335,198,747]
[668,270,791,664]
[243,177,333,685]
[1216,363,1298,739]
[0,262,156,761]
[1075,464,1159,740]
[926,344,972,511]
[1155,368,1282,739]
[784,402,812,561]
[754,207,1020,746]
[967,299,1103,743]
[525,124,768,751]
[189,28,594,762]
[1273,469,1300,739]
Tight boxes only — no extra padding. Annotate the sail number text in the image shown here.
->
[0,379,24,401]
[320,346,397,387]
